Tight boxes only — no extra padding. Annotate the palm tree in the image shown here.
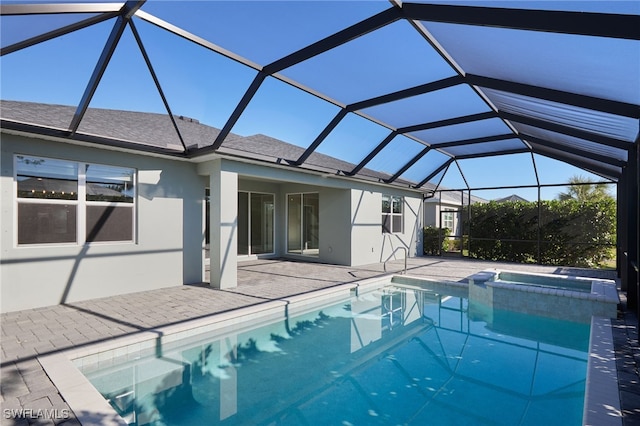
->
[557,175,612,202]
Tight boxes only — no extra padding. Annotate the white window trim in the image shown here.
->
[382,195,404,234]
[442,208,455,230]
[14,155,136,247]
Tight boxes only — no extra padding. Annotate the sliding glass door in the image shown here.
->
[238,192,274,256]
[287,193,319,256]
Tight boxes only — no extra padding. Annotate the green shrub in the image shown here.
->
[423,226,450,255]
[462,198,616,267]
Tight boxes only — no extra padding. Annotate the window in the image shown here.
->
[382,195,403,233]
[287,193,319,256]
[85,163,134,242]
[442,209,455,230]
[238,191,274,256]
[15,155,135,245]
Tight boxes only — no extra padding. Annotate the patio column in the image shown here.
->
[209,161,238,289]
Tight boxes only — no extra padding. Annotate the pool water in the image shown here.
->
[78,283,590,425]
[496,271,592,293]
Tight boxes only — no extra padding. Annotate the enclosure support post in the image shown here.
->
[636,141,639,326]
[617,179,624,282]
[467,188,472,257]
[537,185,542,265]
[622,141,638,312]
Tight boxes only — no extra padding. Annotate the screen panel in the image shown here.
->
[134,17,258,147]
[230,76,340,149]
[514,123,628,162]
[281,20,456,104]
[1,13,103,49]
[1,18,114,127]
[533,154,611,186]
[315,113,390,166]
[358,135,426,179]
[410,118,512,145]
[532,144,621,181]
[482,88,639,143]
[457,153,538,188]
[410,1,640,15]
[439,138,526,157]
[78,25,183,149]
[361,84,492,129]
[398,149,451,185]
[139,1,390,66]
[422,21,640,105]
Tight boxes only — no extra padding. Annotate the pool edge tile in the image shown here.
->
[583,316,622,426]
[39,353,128,426]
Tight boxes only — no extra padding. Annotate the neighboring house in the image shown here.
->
[423,191,486,237]
[493,194,529,203]
[1,101,425,312]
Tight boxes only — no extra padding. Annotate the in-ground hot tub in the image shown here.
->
[466,269,619,322]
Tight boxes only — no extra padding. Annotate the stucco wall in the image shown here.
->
[1,134,205,312]
[318,188,351,266]
[424,200,463,236]
[424,201,437,227]
[350,190,382,266]
[2,139,426,311]
[209,158,422,268]
[277,183,351,265]
[351,189,422,266]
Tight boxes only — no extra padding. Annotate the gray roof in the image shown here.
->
[426,190,487,205]
[493,194,529,203]
[0,100,225,151]
[221,133,401,181]
[1,100,429,189]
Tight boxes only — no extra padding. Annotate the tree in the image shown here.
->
[556,175,613,202]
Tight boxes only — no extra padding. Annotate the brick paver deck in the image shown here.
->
[0,257,636,425]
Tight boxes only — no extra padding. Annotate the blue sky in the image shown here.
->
[0,1,622,201]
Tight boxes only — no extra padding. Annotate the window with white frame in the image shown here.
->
[442,209,455,231]
[15,155,135,245]
[382,195,403,234]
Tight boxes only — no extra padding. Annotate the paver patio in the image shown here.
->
[0,257,637,425]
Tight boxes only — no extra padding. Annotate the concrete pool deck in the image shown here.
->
[0,257,638,425]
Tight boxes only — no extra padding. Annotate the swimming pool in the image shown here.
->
[72,280,592,425]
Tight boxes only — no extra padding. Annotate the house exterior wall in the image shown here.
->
[201,158,423,268]
[1,137,425,312]
[424,200,462,235]
[257,181,353,266]
[351,190,422,266]
[349,188,421,266]
[424,201,437,227]
[350,190,381,266]
[237,178,354,265]
[1,134,205,312]
[317,187,352,266]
